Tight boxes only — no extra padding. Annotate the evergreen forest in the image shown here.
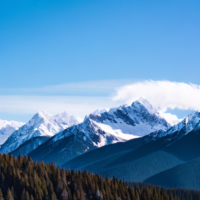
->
[0,154,199,200]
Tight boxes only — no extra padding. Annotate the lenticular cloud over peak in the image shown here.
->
[113,80,200,112]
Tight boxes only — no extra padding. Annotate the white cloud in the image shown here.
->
[161,112,182,126]
[0,79,137,122]
[0,80,198,125]
[0,79,137,121]
[113,80,200,112]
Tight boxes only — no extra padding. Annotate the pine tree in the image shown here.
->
[0,153,193,200]
[21,189,26,200]
[10,187,14,200]
[169,193,174,200]
[135,190,140,200]
[72,194,77,200]
[26,191,30,200]
[129,187,135,199]
[6,189,13,200]
[51,192,58,200]
[141,187,150,200]
[61,190,68,200]
[0,189,4,200]
[161,189,169,200]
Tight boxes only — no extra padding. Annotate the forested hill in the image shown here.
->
[0,154,199,200]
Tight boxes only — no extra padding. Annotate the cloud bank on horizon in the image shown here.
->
[113,80,200,112]
[112,80,200,125]
[0,80,199,125]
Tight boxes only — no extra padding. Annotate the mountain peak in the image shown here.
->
[148,111,200,141]
[138,97,159,114]
[91,108,108,116]
[54,111,82,127]
[0,119,24,145]
[35,111,52,118]
[0,111,81,154]
[0,119,24,129]
[55,111,70,118]
[29,111,52,126]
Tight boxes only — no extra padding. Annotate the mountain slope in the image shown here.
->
[0,111,81,154]
[97,151,183,182]
[163,122,200,161]
[62,111,200,188]
[10,136,50,157]
[147,111,200,141]
[98,120,200,183]
[0,119,24,145]
[145,156,200,190]
[29,118,127,165]
[29,99,170,165]
[62,136,145,170]
[62,129,180,171]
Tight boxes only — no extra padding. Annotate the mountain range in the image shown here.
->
[27,98,170,165]
[0,119,24,145]
[0,111,81,154]
[1,98,200,190]
[0,98,170,163]
[62,111,200,190]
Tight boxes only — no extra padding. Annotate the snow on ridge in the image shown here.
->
[54,111,82,127]
[0,97,171,154]
[0,119,25,145]
[172,111,200,134]
[92,120,139,140]
[148,111,200,141]
[85,98,171,140]
[0,119,24,129]
[0,98,173,159]
[91,108,108,116]
[138,97,159,115]
[27,110,82,136]
[0,111,82,153]
[168,112,194,134]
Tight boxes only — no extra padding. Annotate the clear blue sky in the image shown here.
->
[0,0,199,122]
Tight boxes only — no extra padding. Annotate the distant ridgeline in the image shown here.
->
[62,112,200,191]
[1,154,200,200]
[3,99,200,193]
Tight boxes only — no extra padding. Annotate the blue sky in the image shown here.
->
[0,0,200,123]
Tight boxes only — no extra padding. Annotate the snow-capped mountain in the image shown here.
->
[0,111,82,153]
[91,108,108,116]
[53,116,126,147]
[147,111,200,142]
[11,136,51,157]
[29,117,127,165]
[61,111,200,190]
[89,97,171,139]
[0,119,24,145]
[54,111,82,128]
[28,98,170,165]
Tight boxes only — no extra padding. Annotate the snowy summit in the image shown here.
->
[0,111,81,153]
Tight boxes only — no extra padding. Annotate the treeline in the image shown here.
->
[127,182,200,200]
[0,154,197,200]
